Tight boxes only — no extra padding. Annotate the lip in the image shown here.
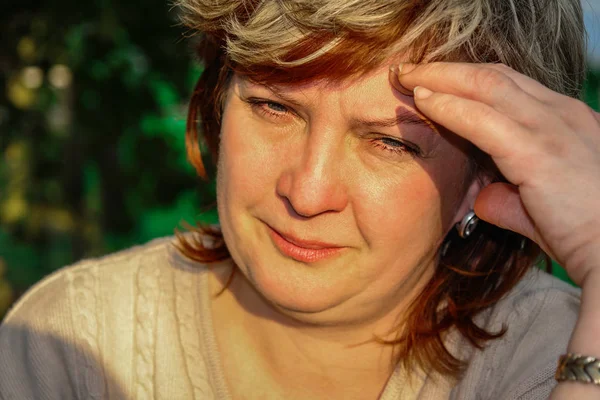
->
[266,225,345,263]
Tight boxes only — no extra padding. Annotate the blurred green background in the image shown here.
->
[0,0,220,319]
[0,0,597,319]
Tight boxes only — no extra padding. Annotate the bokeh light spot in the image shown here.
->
[48,65,73,89]
[17,37,37,62]
[7,76,36,109]
[21,66,44,89]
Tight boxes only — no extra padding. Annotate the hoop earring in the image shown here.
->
[457,210,479,239]
[440,239,452,257]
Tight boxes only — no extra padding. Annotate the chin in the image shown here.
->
[240,252,357,317]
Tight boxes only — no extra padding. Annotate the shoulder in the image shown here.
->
[454,268,580,400]
[0,236,213,399]
[485,268,579,342]
[2,236,184,327]
[496,267,579,316]
[5,235,206,317]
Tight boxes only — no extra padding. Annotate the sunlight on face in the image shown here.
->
[216,64,473,325]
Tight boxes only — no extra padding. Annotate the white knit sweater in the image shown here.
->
[0,237,580,399]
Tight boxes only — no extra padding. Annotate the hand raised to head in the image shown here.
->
[394,62,600,286]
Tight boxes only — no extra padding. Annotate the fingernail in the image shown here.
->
[398,63,417,75]
[389,65,413,96]
[414,86,433,100]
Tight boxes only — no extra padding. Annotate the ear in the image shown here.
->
[448,174,489,234]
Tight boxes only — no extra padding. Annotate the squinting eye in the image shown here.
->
[380,138,405,148]
[243,97,292,121]
[265,102,287,113]
[371,137,422,157]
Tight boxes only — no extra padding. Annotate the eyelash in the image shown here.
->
[371,138,422,157]
[243,97,422,157]
[245,97,291,120]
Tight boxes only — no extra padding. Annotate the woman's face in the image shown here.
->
[217,65,475,324]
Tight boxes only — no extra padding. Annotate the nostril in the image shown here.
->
[275,142,348,217]
[281,177,348,218]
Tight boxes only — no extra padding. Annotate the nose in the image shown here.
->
[276,134,349,218]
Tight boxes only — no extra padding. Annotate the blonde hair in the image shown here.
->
[175,0,586,379]
[178,0,585,95]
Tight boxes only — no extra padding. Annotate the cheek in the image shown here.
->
[354,154,468,254]
[356,170,443,248]
[434,154,472,227]
[218,110,274,199]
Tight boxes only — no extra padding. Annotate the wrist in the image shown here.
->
[567,272,600,356]
[550,273,600,399]
[563,241,600,287]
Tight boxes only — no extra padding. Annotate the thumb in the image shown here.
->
[474,182,536,240]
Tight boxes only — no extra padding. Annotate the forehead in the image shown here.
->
[244,58,403,92]
[229,66,475,188]
[239,63,389,103]
[239,63,436,130]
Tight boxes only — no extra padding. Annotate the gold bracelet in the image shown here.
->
[555,353,600,385]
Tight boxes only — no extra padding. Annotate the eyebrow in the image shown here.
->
[250,80,438,133]
[265,85,305,108]
[354,108,436,131]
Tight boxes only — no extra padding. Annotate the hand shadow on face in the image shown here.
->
[391,83,478,232]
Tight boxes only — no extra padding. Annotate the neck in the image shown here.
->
[209,262,432,398]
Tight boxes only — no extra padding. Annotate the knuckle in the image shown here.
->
[557,97,596,128]
[489,63,515,74]
[435,96,490,127]
[519,103,554,130]
[540,133,570,158]
[470,67,514,93]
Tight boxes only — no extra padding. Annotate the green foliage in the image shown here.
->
[0,0,215,318]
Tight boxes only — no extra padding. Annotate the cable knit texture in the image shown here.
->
[133,262,160,399]
[68,265,106,400]
[0,236,581,399]
[174,261,215,399]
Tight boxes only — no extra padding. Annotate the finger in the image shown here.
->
[474,183,553,257]
[485,64,588,132]
[474,183,535,238]
[412,87,530,163]
[485,63,565,104]
[397,62,552,117]
[389,65,413,96]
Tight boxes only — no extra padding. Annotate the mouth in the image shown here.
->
[265,224,345,263]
